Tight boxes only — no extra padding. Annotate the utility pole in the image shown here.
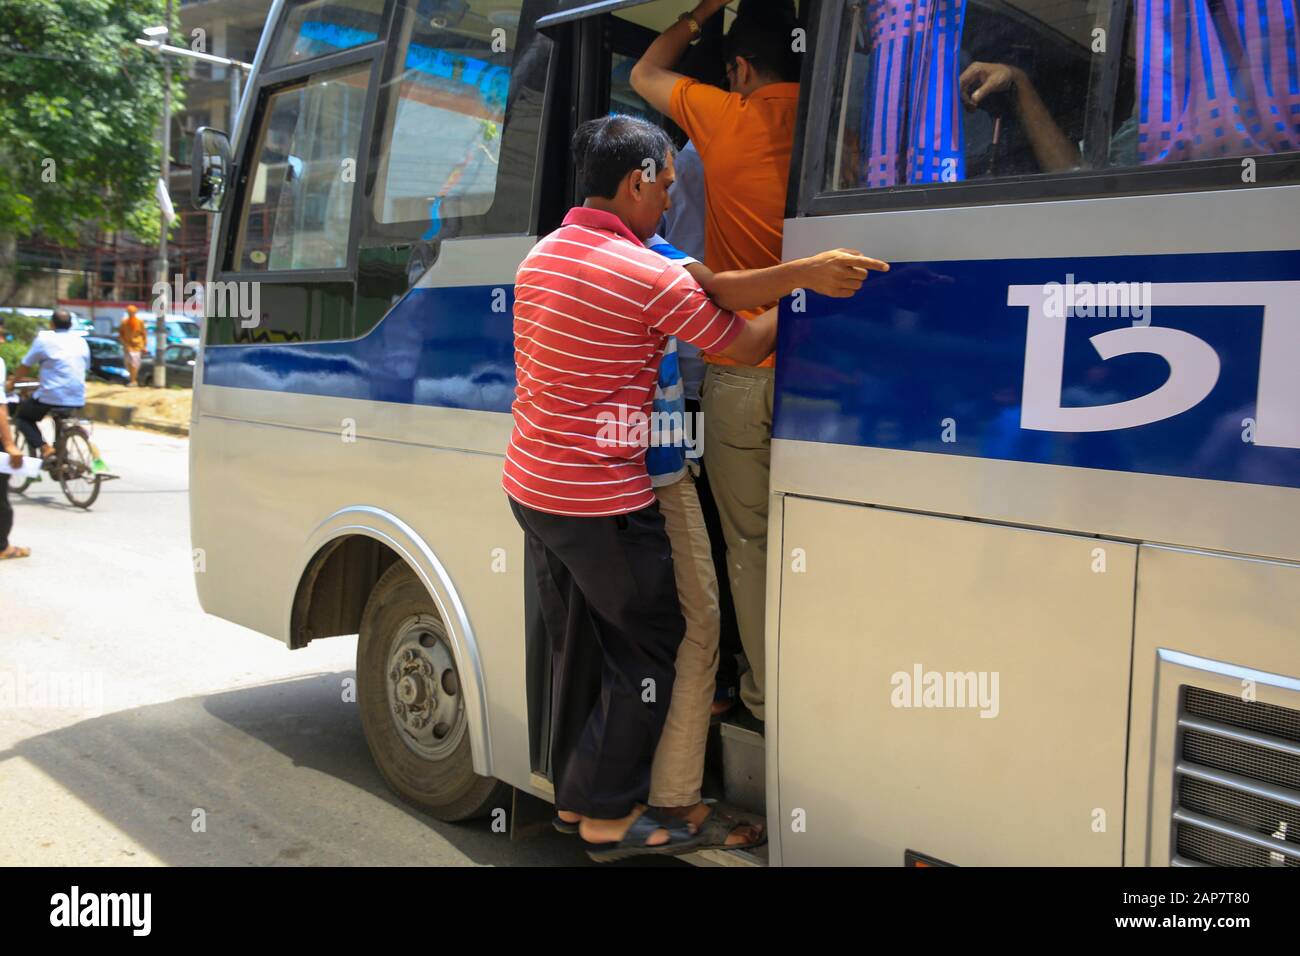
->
[135,17,251,380]
[152,0,174,388]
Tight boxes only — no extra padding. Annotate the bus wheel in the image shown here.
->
[357,561,508,822]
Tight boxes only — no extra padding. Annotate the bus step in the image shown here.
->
[685,843,768,868]
[719,721,765,816]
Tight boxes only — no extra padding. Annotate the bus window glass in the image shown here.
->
[371,1,520,230]
[825,0,1299,191]
[611,51,664,125]
[268,0,387,66]
[234,66,370,272]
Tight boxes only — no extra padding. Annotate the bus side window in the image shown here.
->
[826,0,1094,188]
[824,0,1299,191]
[233,66,371,272]
[370,1,521,235]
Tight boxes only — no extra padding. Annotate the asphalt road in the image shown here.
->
[0,423,633,867]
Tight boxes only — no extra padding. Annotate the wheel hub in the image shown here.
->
[384,615,466,759]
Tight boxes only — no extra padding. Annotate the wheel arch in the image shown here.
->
[291,506,494,777]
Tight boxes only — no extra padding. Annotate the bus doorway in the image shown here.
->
[521,2,771,849]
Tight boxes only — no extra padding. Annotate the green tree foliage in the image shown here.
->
[0,0,183,249]
[0,311,47,344]
[0,339,28,371]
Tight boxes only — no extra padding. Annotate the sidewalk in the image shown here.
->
[83,382,191,436]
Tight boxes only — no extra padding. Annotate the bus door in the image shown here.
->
[526,2,804,821]
[205,0,391,352]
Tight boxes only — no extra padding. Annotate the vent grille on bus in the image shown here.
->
[1172,687,1300,867]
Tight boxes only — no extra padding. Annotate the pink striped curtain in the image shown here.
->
[1137,0,1300,162]
[858,0,969,186]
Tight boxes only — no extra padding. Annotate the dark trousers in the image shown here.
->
[0,474,10,551]
[510,497,685,819]
[15,397,71,453]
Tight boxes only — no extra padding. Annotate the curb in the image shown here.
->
[82,401,190,437]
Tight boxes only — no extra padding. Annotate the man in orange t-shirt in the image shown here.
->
[118,305,148,386]
[632,2,829,726]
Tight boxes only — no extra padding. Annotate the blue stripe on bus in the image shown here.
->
[203,284,517,413]
[204,249,1300,490]
[773,248,1300,490]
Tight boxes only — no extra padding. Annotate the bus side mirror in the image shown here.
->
[192,126,233,212]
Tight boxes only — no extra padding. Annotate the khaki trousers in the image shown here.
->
[700,364,773,720]
[648,473,720,807]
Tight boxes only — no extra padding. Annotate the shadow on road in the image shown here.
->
[2,672,682,867]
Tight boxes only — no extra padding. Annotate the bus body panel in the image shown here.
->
[770,183,1300,865]
[773,496,1135,866]
[190,387,529,786]
[773,187,1300,562]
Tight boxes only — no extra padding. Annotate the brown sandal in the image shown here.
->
[692,805,766,852]
[0,545,31,560]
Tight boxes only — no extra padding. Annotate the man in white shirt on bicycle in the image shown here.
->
[6,308,89,463]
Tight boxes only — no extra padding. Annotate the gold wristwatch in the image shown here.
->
[677,11,702,40]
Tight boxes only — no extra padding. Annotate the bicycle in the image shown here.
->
[8,383,107,509]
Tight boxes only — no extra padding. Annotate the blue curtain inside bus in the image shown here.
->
[853,0,1298,181]
[1135,0,1300,162]
[858,0,968,186]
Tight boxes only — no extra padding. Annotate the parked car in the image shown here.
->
[90,311,201,353]
[159,344,197,387]
[85,336,154,385]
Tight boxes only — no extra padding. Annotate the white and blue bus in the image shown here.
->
[189,0,1300,866]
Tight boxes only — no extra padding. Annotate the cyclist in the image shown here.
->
[6,308,90,464]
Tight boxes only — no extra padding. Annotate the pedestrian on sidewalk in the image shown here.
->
[118,305,147,387]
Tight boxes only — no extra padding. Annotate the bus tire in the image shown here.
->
[357,561,508,822]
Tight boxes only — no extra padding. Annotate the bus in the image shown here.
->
[189,0,1300,866]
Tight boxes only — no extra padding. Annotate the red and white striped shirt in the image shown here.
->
[503,207,743,516]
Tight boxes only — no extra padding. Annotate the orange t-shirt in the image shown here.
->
[669,77,799,368]
[119,315,147,351]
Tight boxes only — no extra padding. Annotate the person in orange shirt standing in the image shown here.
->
[118,305,147,387]
[632,2,883,725]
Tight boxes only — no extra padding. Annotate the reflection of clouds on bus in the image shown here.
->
[216,348,365,396]
[413,368,514,410]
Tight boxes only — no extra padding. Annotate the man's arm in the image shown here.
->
[714,307,777,365]
[684,249,889,312]
[630,0,729,115]
[959,62,1082,172]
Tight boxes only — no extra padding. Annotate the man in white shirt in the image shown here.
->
[8,308,89,461]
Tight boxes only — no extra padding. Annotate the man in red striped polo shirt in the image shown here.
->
[504,114,787,859]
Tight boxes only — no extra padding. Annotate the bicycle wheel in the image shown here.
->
[11,428,36,495]
[58,425,101,509]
